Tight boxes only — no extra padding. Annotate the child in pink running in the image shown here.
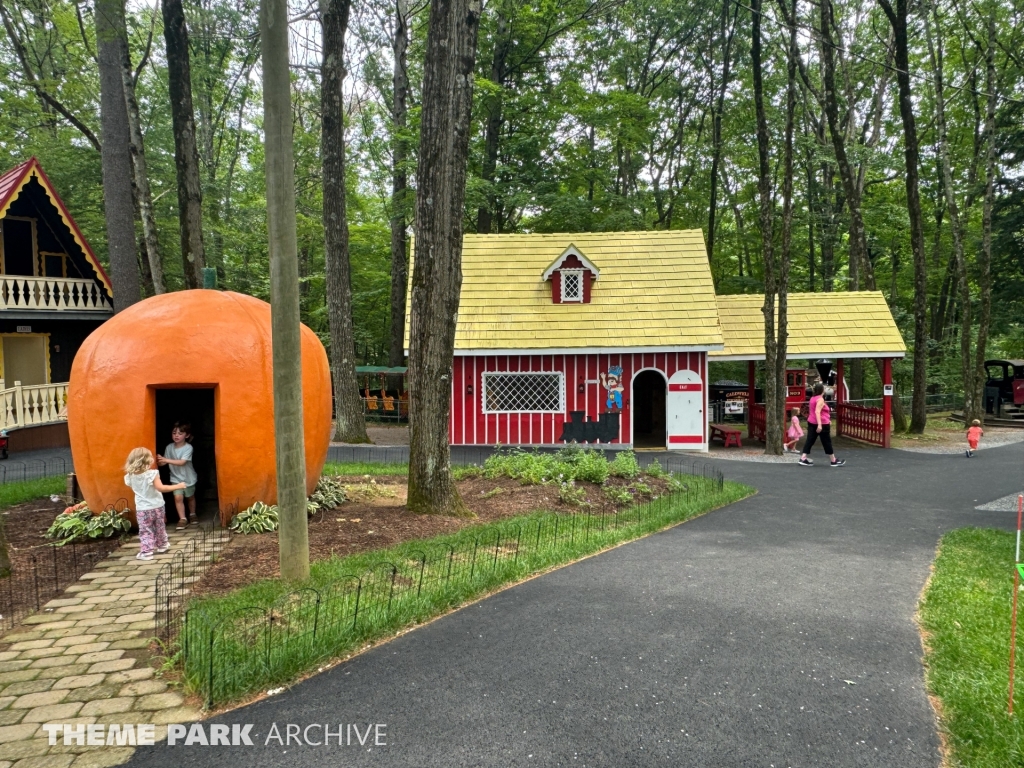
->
[784,408,804,452]
[966,419,983,458]
[124,447,186,561]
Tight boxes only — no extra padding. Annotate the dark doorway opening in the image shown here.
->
[632,371,666,449]
[155,388,218,521]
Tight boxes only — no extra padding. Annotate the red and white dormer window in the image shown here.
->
[542,245,600,304]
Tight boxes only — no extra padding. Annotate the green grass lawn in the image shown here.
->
[322,460,409,477]
[183,476,753,707]
[919,527,1024,767]
[0,476,65,510]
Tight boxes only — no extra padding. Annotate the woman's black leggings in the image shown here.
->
[802,423,833,455]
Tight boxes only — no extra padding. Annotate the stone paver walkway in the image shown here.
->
[0,526,229,768]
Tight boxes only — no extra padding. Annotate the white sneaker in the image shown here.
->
[136,551,154,561]
[155,546,170,554]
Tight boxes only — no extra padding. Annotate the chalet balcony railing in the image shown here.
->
[0,275,112,312]
[0,380,68,431]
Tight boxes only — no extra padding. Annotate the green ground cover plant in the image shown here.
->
[322,461,409,477]
[178,466,751,708]
[918,527,1024,767]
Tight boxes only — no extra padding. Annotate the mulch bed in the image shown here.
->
[193,474,671,596]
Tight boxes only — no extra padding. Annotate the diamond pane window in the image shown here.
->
[560,270,583,302]
[482,372,564,413]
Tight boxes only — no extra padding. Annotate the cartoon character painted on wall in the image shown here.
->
[600,366,624,412]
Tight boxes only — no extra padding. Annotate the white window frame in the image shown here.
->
[560,269,584,302]
[481,371,565,414]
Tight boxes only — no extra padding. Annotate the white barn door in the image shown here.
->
[667,369,703,448]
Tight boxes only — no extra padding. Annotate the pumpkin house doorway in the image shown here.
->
[632,370,667,449]
[155,388,219,519]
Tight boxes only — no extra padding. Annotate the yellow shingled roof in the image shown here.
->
[407,231,723,352]
[711,292,906,359]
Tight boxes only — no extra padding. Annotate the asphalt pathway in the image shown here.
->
[128,443,1024,768]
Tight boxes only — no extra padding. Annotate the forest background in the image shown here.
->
[1,0,1022,408]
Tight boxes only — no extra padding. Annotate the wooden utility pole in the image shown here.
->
[261,0,309,580]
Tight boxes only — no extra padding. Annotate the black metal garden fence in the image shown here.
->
[172,456,725,707]
[0,536,121,631]
[155,507,235,645]
[0,456,69,485]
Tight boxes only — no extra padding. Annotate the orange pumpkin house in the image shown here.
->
[67,290,332,525]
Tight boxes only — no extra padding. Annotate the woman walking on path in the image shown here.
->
[799,383,845,468]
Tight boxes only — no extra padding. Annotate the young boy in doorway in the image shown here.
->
[158,422,198,529]
[966,419,984,458]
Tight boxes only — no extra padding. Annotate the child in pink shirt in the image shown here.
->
[785,408,804,452]
[966,419,983,458]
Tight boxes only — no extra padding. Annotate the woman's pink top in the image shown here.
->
[787,415,804,438]
[808,395,831,425]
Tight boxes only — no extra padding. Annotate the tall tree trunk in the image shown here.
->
[162,0,206,289]
[119,38,165,294]
[819,0,870,288]
[706,0,736,270]
[407,0,481,515]
[925,9,975,420]
[475,8,510,235]
[973,15,996,422]
[261,0,309,580]
[388,0,411,372]
[322,0,369,444]
[805,154,816,291]
[774,0,796,448]
[751,0,781,455]
[820,161,835,291]
[879,0,928,433]
[95,0,140,312]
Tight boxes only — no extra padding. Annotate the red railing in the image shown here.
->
[749,403,766,442]
[837,403,886,446]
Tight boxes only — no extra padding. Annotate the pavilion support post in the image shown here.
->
[747,360,756,438]
[836,358,844,437]
[882,357,893,448]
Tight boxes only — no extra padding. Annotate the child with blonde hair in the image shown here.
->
[784,408,804,452]
[124,447,186,560]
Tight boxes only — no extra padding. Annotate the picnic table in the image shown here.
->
[710,423,743,448]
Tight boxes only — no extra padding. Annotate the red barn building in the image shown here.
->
[412,232,724,451]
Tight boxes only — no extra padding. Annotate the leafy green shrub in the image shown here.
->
[558,480,587,506]
[46,506,131,545]
[230,502,279,534]
[603,486,634,505]
[629,481,652,497]
[667,474,690,493]
[453,465,484,480]
[46,507,91,543]
[608,450,640,479]
[308,476,347,513]
[572,450,610,484]
[645,459,668,479]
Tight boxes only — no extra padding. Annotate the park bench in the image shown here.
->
[710,423,743,448]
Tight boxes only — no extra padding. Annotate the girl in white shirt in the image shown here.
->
[124,447,186,560]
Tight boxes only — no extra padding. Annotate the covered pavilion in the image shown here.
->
[711,291,906,447]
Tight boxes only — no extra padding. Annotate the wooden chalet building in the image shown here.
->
[0,158,113,444]
[412,231,906,451]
